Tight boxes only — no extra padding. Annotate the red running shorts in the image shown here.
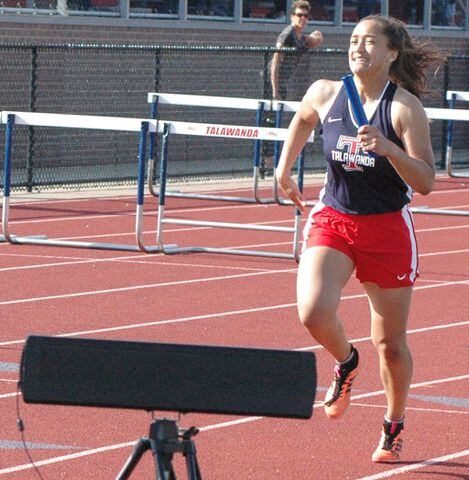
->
[302,203,419,288]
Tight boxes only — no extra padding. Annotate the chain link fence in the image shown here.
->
[0,44,467,191]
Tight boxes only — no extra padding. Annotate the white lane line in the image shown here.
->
[0,280,468,348]
[349,374,469,402]
[0,440,138,475]
[0,253,87,260]
[0,244,466,275]
[297,320,469,352]
[0,392,18,399]
[0,374,467,476]
[354,450,469,480]
[417,224,469,233]
[0,254,286,274]
[6,276,460,310]
[0,300,299,347]
[0,244,469,305]
[0,267,297,307]
[351,403,469,415]
[419,248,469,257]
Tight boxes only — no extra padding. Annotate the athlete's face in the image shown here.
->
[348,20,397,76]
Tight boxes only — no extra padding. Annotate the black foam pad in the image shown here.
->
[20,335,317,419]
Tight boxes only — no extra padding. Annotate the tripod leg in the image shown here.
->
[184,440,202,480]
[115,438,151,480]
[154,449,177,480]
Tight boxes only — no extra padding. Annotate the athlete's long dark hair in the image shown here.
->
[360,15,445,99]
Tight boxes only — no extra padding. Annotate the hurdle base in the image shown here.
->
[447,171,469,179]
[162,245,296,260]
[3,236,178,253]
[410,207,469,216]
[0,234,47,243]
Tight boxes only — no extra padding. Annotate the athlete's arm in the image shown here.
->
[276,79,337,212]
[357,89,435,195]
[270,49,283,100]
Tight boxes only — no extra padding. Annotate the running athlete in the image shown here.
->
[276,15,443,462]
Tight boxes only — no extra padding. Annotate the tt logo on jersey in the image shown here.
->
[331,135,376,171]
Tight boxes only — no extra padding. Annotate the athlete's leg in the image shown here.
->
[364,282,413,420]
[297,246,355,362]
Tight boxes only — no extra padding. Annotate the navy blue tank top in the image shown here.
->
[320,81,411,215]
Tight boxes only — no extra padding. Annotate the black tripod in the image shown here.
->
[116,418,202,480]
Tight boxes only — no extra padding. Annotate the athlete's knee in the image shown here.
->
[374,337,411,364]
[297,295,338,330]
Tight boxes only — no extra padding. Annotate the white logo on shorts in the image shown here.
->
[397,274,407,281]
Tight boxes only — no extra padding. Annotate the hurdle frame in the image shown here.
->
[410,106,469,217]
[0,111,173,252]
[444,90,469,179]
[146,92,313,207]
[154,120,313,261]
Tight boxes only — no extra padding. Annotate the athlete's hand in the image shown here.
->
[357,125,393,157]
[276,174,307,214]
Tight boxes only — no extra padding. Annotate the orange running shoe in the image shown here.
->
[372,420,404,463]
[323,345,359,419]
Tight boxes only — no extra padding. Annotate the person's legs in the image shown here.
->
[297,246,359,419]
[365,283,413,420]
[364,282,413,461]
[297,246,355,362]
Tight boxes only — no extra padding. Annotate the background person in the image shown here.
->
[270,0,323,101]
[276,15,443,462]
[264,0,323,170]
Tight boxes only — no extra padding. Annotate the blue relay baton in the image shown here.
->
[342,74,368,126]
[342,74,377,158]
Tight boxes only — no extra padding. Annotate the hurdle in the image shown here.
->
[154,120,315,261]
[0,111,173,252]
[147,92,313,207]
[444,90,469,178]
[410,106,469,217]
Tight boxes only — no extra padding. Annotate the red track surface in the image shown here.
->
[0,176,468,479]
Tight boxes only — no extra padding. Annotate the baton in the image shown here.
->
[342,74,368,126]
[342,74,377,158]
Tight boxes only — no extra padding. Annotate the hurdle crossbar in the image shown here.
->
[0,111,175,252]
[147,92,315,207]
[155,122,305,261]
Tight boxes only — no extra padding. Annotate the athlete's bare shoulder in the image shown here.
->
[393,86,424,111]
[391,86,427,137]
[305,79,341,107]
[302,79,342,122]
